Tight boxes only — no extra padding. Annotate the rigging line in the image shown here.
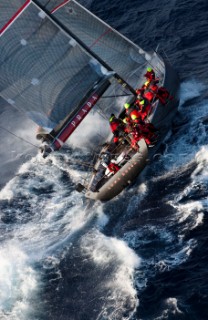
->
[119,85,133,96]
[101,93,133,99]
[71,159,94,168]
[44,0,50,7]
[95,108,108,120]
[0,126,39,149]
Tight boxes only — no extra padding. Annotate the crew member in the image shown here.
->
[135,88,153,104]
[156,86,173,105]
[135,98,152,120]
[109,114,125,145]
[123,103,158,148]
[130,124,158,147]
[142,67,160,91]
[124,103,142,124]
[107,162,120,174]
[142,67,156,91]
[101,153,120,176]
[144,67,156,81]
[130,127,152,149]
[144,83,173,105]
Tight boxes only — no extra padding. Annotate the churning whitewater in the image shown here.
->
[0,149,141,319]
[1,0,208,319]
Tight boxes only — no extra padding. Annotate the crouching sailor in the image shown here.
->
[101,154,120,177]
[106,161,120,176]
[137,67,173,106]
[130,125,158,148]
[109,113,126,145]
[135,98,152,121]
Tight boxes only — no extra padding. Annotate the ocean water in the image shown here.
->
[0,0,208,319]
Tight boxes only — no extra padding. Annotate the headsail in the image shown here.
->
[49,0,165,86]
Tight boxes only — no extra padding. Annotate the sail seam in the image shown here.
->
[51,0,71,14]
[72,0,146,54]
[0,0,31,36]
[89,28,112,48]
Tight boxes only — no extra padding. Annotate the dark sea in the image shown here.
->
[0,0,208,319]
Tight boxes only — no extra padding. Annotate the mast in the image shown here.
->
[40,77,111,157]
[31,0,137,96]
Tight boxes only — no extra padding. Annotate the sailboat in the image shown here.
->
[0,0,180,201]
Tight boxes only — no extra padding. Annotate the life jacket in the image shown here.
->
[143,91,155,102]
[136,99,151,120]
[131,127,152,146]
[130,127,153,149]
[149,83,158,93]
[153,87,172,105]
[110,119,125,144]
[108,162,120,173]
[110,119,121,133]
[126,106,142,124]
[144,70,155,81]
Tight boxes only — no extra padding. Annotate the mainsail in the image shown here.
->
[0,1,110,130]
[0,0,165,152]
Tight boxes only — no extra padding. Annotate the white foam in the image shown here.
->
[155,297,183,319]
[166,297,183,314]
[81,231,140,318]
[95,205,109,229]
[0,150,95,255]
[179,79,205,107]
[0,242,38,320]
[0,149,103,319]
[193,146,208,178]
[126,182,147,215]
[159,81,208,172]
[168,146,208,231]
[82,231,140,267]
[0,179,15,200]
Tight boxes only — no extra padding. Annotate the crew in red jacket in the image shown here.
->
[144,67,156,81]
[109,114,125,144]
[107,162,120,174]
[130,125,158,147]
[123,103,158,148]
[135,98,152,120]
[124,103,142,124]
